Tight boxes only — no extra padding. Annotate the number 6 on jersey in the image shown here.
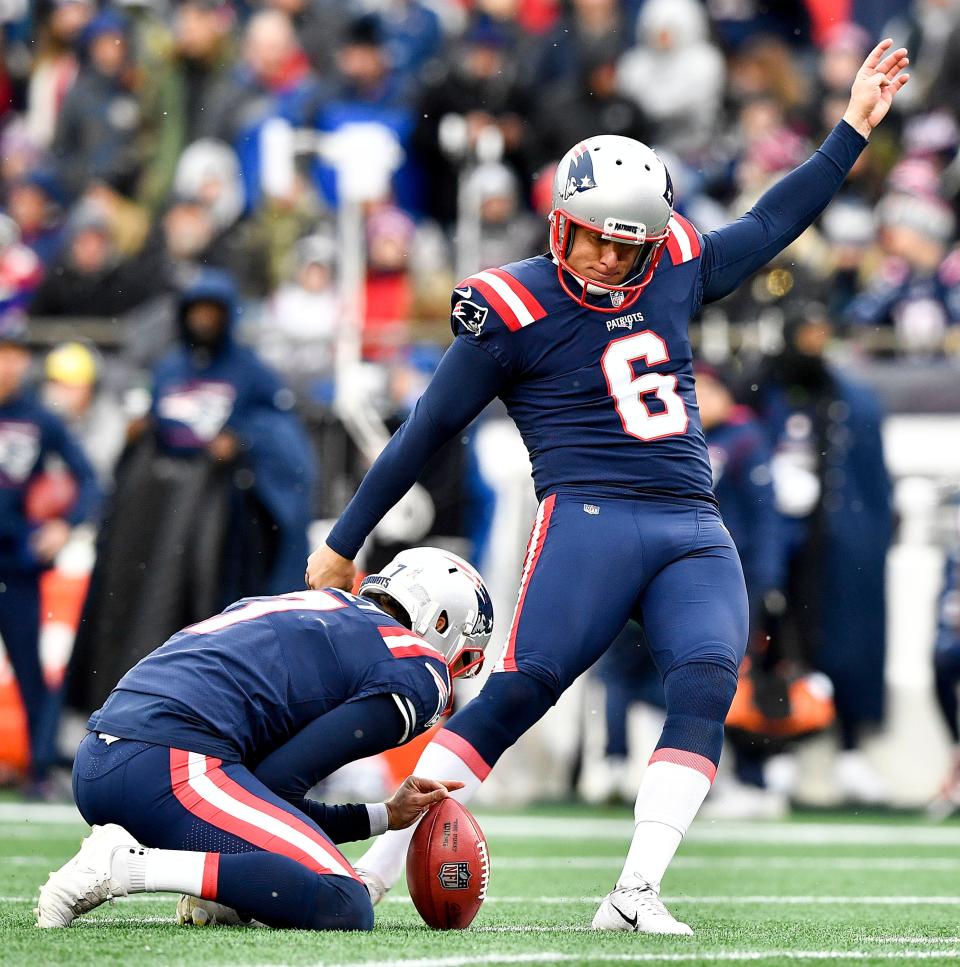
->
[601,330,689,441]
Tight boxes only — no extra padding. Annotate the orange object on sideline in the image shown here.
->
[0,673,29,772]
[0,566,90,772]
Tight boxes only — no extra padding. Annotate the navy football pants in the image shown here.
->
[444,493,748,773]
[73,733,372,930]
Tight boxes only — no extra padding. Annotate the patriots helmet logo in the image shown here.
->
[452,298,488,335]
[561,142,598,201]
[663,167,674,208]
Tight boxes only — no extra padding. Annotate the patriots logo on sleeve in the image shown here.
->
[452,298,489,335]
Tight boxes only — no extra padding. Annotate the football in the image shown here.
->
[406,797,489,930]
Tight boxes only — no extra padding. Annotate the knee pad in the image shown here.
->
[655,661,739,767]
[446,671,558,770]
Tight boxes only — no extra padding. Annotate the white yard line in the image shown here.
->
[7,853,958,873]
[7,852,960,873]
[7,893,960,907]
[5,805,960,848]
[873,938,960,945]
[378,894,960,906]
[489,856,960,872]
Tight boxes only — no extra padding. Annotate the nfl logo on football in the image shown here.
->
[437,861,472,891]
[610,290,625,308]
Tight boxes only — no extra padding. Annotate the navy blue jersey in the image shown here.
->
[450,230,713,502]
[88,589,452,762]
[327,121,867,560]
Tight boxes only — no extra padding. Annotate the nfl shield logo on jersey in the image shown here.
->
[438,861,472,891]
[610,290,625,308]
[452,299,488,335]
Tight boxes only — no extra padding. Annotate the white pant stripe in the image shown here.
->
[185,753,353,879]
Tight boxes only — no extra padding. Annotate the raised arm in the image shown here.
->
[306,338,507,590]
[700,39,909,306]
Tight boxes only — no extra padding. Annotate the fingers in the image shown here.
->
[879,50,909,81]
[863,37,893,71]
[408,776,464,792]
[892,72,910,92]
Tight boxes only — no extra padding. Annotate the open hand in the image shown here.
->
[305,543,355,590]
[843,38,909,139]
[385,776,466,830]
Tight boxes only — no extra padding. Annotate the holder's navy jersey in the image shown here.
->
[452,222,713,503]
[88,590,452,762]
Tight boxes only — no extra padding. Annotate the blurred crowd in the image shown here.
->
[2,0,960,807]
[2,0,960,360]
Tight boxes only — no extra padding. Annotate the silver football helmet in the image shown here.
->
[549,134,674,312]
[358,547,494,679]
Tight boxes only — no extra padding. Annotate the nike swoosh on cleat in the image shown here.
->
[454,286,472,299]
[610,902,638,930]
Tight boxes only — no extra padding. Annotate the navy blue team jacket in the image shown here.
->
[88,589,452,763]
[0,389,99,573]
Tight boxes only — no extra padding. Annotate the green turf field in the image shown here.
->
[3,802,960,966]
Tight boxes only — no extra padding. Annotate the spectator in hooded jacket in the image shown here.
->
[29,202,160,318]
[50,10,146,200]
[617,0,725,158]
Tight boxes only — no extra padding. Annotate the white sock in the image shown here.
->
[356,733,487,887]
[617,751,715,893]
[113,845,213,896]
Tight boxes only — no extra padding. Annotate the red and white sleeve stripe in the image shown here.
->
[665,213,702,266]
[378,625,445,661]
[459,268,547,332]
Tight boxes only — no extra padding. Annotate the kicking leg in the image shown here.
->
[594,509,747,934]
[357,670,557,897]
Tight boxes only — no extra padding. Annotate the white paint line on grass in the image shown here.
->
[8,893,960,908]
[872,938,960,945]
[317,951,960,967]
[389,895,960,907]
[0,804,81,823]
[8,853,960,874]
[6,806,960,849]
[490,856,960,872]
[476,817,960,847]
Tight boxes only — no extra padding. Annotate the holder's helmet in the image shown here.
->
[549,135,674,313]
[359,547,493,679]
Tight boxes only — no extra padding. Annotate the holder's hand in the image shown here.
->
[385,776,466,830]
[306,543,355,591]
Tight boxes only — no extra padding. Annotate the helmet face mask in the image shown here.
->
[358,548,494,680]
[549,135,674,314]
